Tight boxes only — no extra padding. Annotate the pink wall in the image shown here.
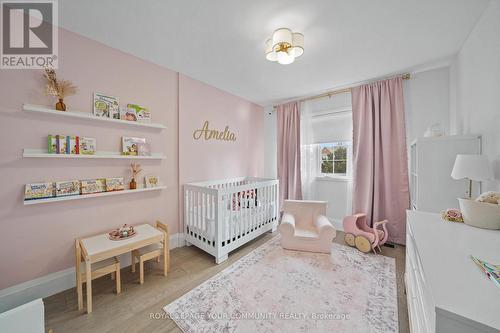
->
[0,30,265,290]
[178,74,265,229]
[178,75,264,186]
[0,28,179,290]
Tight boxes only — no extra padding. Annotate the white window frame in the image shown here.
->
[317,141,351,181]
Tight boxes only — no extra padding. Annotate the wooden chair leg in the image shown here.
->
[139,257,144,285]
[85,261,92,313]
[115,264,121,294]
[131,253,136,273]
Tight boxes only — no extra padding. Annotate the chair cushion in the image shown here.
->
[80,257,118,272]
[294,228,319,240]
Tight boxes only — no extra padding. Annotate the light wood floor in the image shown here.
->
[45,231,409,333]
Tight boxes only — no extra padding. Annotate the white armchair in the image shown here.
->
[279,200,336,253]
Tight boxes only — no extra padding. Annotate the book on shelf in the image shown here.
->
[471,255,500,289]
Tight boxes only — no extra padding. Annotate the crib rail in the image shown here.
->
[183,177,279,262]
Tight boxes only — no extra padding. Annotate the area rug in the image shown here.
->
[164,237,398,333]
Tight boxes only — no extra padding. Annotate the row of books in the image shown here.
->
[93,93,151,123]
[25,178,124,200]
[471,255,500,289]
[48,135,96,155]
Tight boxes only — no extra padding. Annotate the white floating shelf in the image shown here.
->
[24,185,167,205]
[23,149,166,160]
[23,104,166,129]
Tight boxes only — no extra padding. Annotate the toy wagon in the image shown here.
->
[343,213,389,253]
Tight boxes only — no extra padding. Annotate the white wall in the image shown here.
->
[404,67,451,144]
[263,106,277,179]
[450,0,500,191]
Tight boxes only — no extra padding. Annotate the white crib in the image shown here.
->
[184,177,279,264]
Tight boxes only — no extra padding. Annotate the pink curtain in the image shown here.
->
[277,102,303,210]
[351,77,409,245]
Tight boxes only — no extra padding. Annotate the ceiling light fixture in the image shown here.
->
[265,28,304,65]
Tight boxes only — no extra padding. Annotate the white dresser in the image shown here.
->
[406,210,500,333]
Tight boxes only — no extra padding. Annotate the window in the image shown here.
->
[319,142,349,176]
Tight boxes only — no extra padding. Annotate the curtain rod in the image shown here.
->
[272,73,411,109]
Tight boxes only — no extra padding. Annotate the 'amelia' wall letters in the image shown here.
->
[193,121,237,142]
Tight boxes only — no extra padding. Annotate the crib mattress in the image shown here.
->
[186,204,275,241]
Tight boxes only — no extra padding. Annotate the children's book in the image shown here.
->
[81,179,106,194]
[93,92,119,118]
[66,136,79,154]
[48,135,57,154]
[56,135,67,154]
[105,177,125,191]
[55,180,80,197]
[122,137,145,156]
[471,255,500,289]
[79,137,96,155]
[127,104,151,123]
[24,182,55,200]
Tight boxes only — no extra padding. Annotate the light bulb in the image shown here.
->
[277,49,295,65]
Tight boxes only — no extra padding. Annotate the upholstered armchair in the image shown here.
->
[279,200,336,253]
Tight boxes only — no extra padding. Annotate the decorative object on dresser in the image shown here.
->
[43,67,77,111]
[409,135,481,212]
[131,221,169,284]
[76,224,167,313]
[279,200,336,254]
[184,177,279,264]
[343,213,388,254]
[129,163,142,190]
[440,208,464,223]
[165,237,398,332]
[451,154,493,199]
[457,198,500,229]
[406,210,500,333]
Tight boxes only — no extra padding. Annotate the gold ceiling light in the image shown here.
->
[265,28,304,65]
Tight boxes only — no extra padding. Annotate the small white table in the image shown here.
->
[76,224,167,313]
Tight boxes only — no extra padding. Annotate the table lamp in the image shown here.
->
[451,154,493,198]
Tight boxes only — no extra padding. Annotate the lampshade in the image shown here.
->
[272,28,293,47]
[265,28,304,65]
[292,32,304,57]
[451,154,493,181]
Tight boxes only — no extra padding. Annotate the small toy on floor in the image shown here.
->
[343,214,388,254]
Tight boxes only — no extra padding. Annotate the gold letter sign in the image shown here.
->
[193,121,237,142]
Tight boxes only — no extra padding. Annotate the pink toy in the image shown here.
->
[342,213,389,253]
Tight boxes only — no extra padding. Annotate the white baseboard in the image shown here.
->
[0,233,184,313]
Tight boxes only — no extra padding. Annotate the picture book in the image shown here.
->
[55,180,80,197]
[137,142,151,156]
[24,182,55,200]
[81,179,106,194]
[127,104,151,123]
[122,137,146,156]
[471,255,500,289]
[120,105,137,121]
[56,135,67,154]
[66,136,79,154]
[145,175,160,188]
[79,137,96,155]
[106,177,125,191]
[48,135,57,154]
[93,92,119,118]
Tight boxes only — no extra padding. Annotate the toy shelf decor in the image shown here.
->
[23,104,166,129]
[23,185,167,205]
[23,149,166,160]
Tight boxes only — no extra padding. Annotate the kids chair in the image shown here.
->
[131,221,170,284]
[279,200,336,253]
[75,239,121,311]
[342,213,388,253]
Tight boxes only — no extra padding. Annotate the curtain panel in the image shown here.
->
[277,101,303,209]
[351,77,410,245]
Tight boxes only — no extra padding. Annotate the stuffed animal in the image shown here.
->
[476,191,500,205]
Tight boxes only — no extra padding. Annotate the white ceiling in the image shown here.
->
[59,0,489,106]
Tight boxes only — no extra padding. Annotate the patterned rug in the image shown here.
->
[164,237,398,333]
